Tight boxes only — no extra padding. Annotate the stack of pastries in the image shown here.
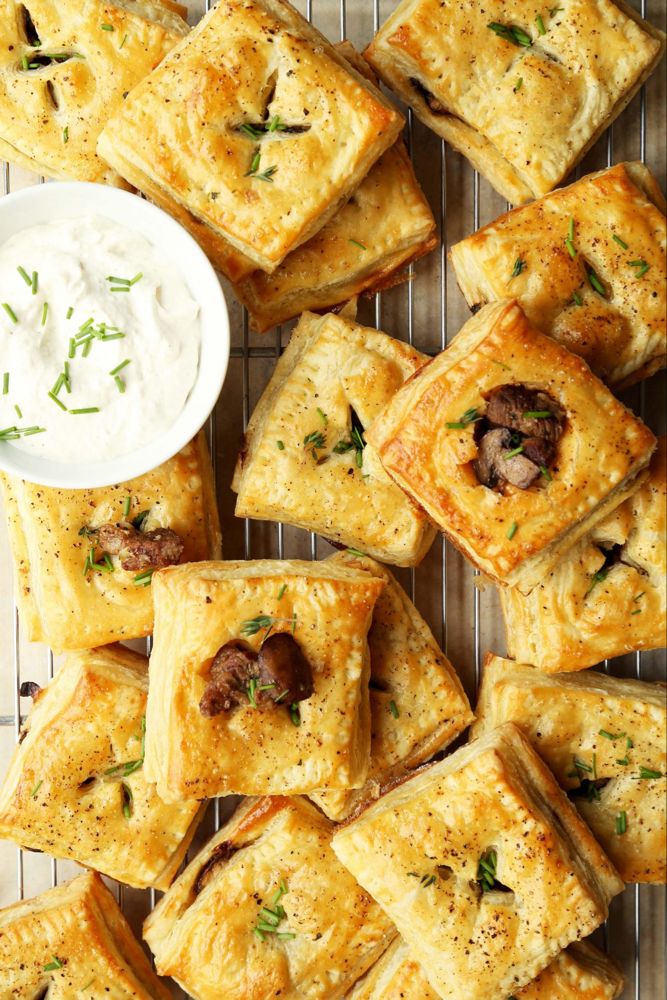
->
[0,0,665,998]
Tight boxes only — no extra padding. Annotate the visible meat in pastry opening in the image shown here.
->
[80,502,186,577]
[199,632,314,720]
[472,383,565,490]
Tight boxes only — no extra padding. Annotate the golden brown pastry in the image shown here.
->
[332,722,624,1000]
[0,0,188,185]
[234,42,436,332]
[366,299,656,593]
[97,0,404,277]
[143,796,396,1000]
[0,645,204,890]
[450,163,666,389]
[0,433,220,651]
[364,0,666,204]
[0,870,172,998]
[232,311,436,567]
[348,937,624,1000]
[500,436,666,672]
[144,559,385,801]
[310,551,472,820]
[472,655,667,883]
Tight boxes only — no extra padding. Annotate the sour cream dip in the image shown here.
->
[0,215,201,463]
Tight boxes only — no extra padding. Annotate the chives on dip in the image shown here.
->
[0,216,200,463]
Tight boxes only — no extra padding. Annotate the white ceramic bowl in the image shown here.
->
[0,182,229,488]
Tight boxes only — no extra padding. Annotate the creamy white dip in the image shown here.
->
[0,216,200,463]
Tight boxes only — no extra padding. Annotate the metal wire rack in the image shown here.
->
[0,1,665,997]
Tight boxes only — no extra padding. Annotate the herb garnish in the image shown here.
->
[389,699,399,718]
[120,781,133,818]
[446,406,480,429]
[572,289,583,306]
[408,872,437,887]
[586,267,606,297]
[586,568,608,595]
[253,879,295,941]
[101,22,114,30]
[599,729,625,741]
[1,372,8,395]
[303,430,326,458]
[17,265,31,286]
[565,217,577,258]
[638,767,662,779]
[41,301,49,325]
[629,259,650,279]
[316,407,328,427]
[44,956,64,971]
[277,584,287,600]
[0,425,45,441]
[2,303,18,324]
[31,779,43,798]
[346,548,366,557]
[62,126,69,144]
[612,234,628,250]
[133,569,153,587]
[487,22,532,46]
[477,849,500,892]
[510,257,526,279]
[245,151,277,182]
[505,445,524,459]
[289,702,301,726]
[616,811,627,835]
[536,13,546,34]
[276,440,285,450]
[240,614,297,638]
[507,521,518,540]
[349,239,367,250]
[514,77,523,92]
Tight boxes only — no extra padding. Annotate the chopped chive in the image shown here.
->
[599,730,625,741]
[633,592,645,602]
[106,276,131,285]
[317,407,328,427]
[43,956,64,971]
[22,426,45,436]
[629,258,650,279]
[122,496,132,518]
[389,699,399,718]
[638,767,662,779]
[41,301,48,325]
[66,306,74,319]
[491,358,511,371]
[79,317,94,331]
[133,569,153,586]
[101,22,114,30]
[62,125,69,144]
[109,359,131,376]
[98,331,125,341]
[510,257,526,279]
[446,406,481,430]
[617,757,629,766]
[51,373,64,397]
[30,779,42,798]
[121,781,133,818]
[349,239,367,250]
[70,407,99,414]
[68,337,76,359]
[346,548,366,557]
[277,583,287,600]
[119,33,127,48]
[587,268,606,297]
[565,237,577,259]
[276,440,285,450]
[20,55,29,70]
[48,391,67,411]
[612,233,628,250]
[247,151,261,175]
[514,76,523,92]
[2,303,18,323]
[568,217,575,241]
[505,445,524,458]
[536,13,546,34]
[1,372,8,395]
[17,265,31,286]
[487,22,533,46]
[31,271,38,294]
[573,757,593,774]
[572,290,583,306]
[114,375,126,393]
[110,286,130,292]
[276,932,296,940]
[247,677,258,709]
[631,608,641,616]
[616,811,627,835]
[14,405,22,418]
[507,521,518,540]
[627,737,634,748]
[539,465,552,481]
[289,702,301,727]
[129,272,143,285]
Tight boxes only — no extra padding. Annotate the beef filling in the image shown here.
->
[97,522,184,572]
[193,840,237,896]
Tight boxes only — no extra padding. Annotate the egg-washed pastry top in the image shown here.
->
[0,432,221,651]
[233,310,436,567]
[450,162,667,390]
[348,937,624,1000]
[332,722,623,1000]
[0,871,173,998]
[234,41,436,332]
[366,299,656,593]
[0,0,188,184]
[0,645,204,890]
[364,0,666,203]
[143,796,396,1000]
[473,655,667,883]
[499,436,666,672]
[310,551,472,821]
[144,559,385,801]
[97,0,404,274]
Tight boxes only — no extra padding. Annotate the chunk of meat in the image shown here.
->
[257,633,314,704]
[198,641,261,717]
[97,522,184,572]
[410,76,448,114]
[19,681,41,700]
[485,384,564,442]
[522,436,556,468]
[193,841,237,896]
[475,428,541,490]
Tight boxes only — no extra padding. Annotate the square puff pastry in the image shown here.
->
[144,559,385,801]
[0,870,172,999]
[234,42,436,332]
[0,0,188,185]
[332,722,624,1000]
[472,655,667,883]
[348,937,624,1000]
[0,433,221,652]
[143,796,396,1000]
[499,436,667,673]
[233,311,437,567]
[364,0,666,204]
[97,0,404,276]
[366,299,656,593]
[450,163,667,390]
[310,551,472,820]
[0,645,204,890]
